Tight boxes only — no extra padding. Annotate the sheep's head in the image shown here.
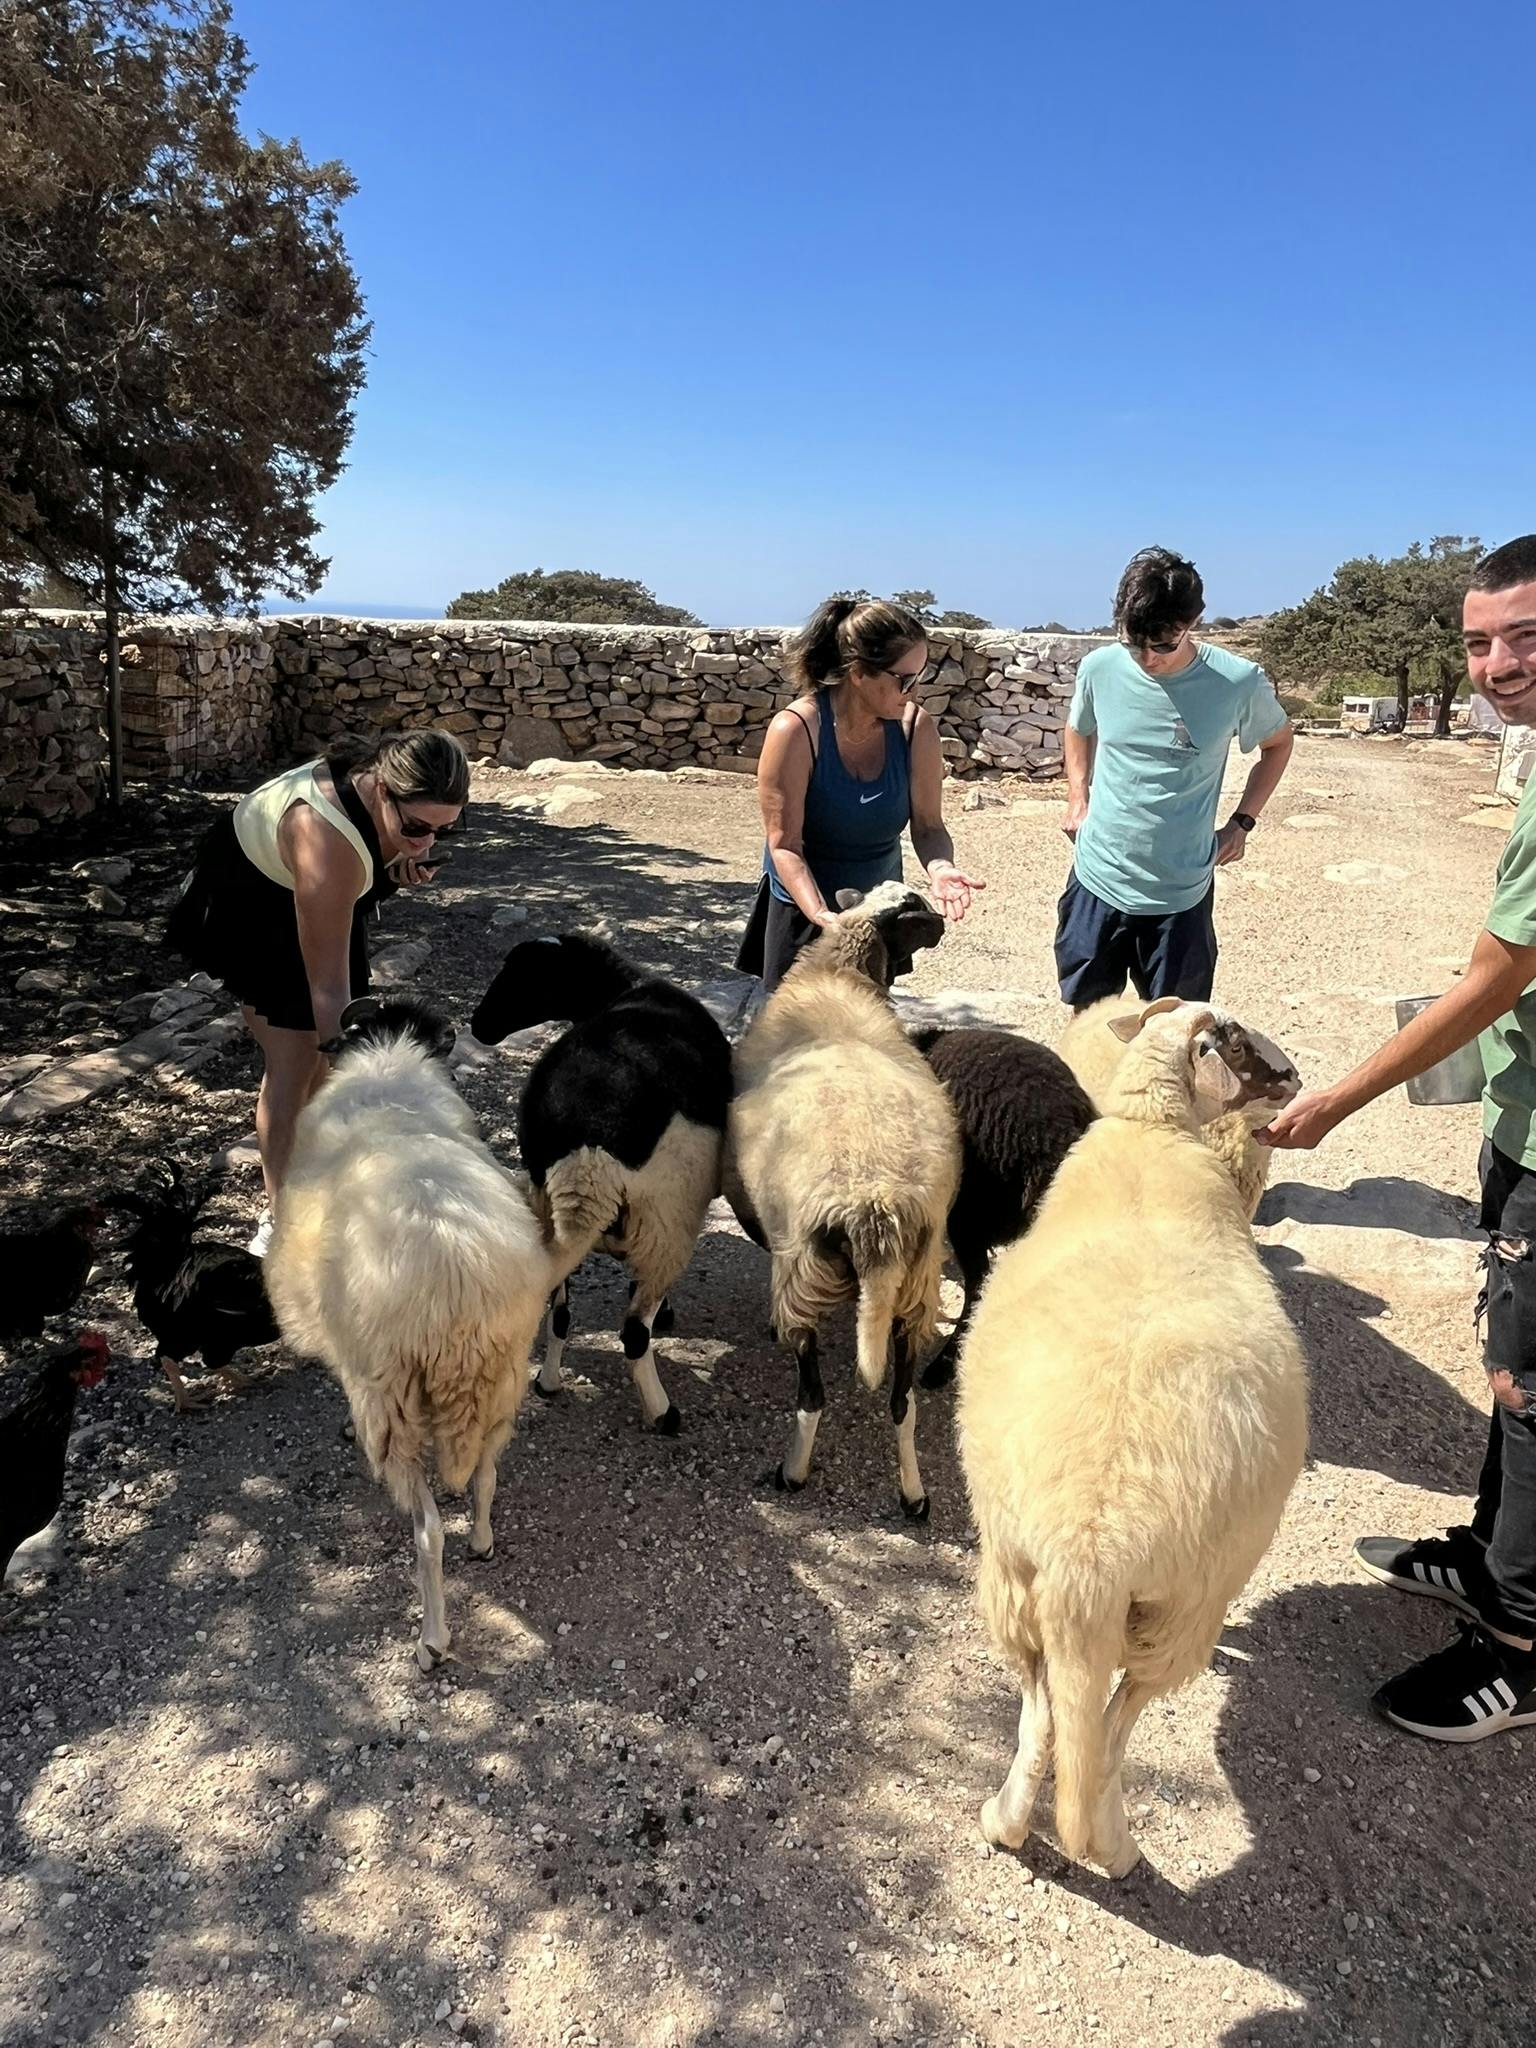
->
[1107,998,1301,1126]
[331,994,457,1063]
[819,882,946,989]
[469,931,633,1043]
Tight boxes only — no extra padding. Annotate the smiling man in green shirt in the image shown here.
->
[1265,533,1536,1746]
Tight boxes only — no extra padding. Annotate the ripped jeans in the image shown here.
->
[1472,1141,1536,1641]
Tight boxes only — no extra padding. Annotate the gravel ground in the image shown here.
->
[1,734,1529,2048]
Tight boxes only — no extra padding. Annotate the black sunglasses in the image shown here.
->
[871,664,930,694]
[391,793,466,843]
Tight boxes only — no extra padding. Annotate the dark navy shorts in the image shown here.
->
[1053,870,1218,1009]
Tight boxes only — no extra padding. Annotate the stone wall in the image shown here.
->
[0,612,1106,829]
[0,621,111,835]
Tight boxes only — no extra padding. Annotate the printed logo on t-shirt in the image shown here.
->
[859,791,883,804]
[1171,720,1196,751]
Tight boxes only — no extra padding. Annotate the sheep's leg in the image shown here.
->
[1090,1677,1155,1878]
[980,1656,1052,1850]
[891,1321,929,1522]
[409,1472,451,1672]
[535,1280,569,1399]
[775,1327,823,1493]
[622,1289,681,1436]
[629,1278,674,1335]
[920,1243,989,1392]
[468,1420,515,1562]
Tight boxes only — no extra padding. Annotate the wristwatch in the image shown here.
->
[1232,811,1257,833]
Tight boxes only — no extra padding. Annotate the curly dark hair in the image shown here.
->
[1113,547,1205,646]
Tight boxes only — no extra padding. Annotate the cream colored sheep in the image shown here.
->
[958,999,1307,1877]
[1059,993,1299,1220]
[724,883,960,1517]
[266,996,552,1672]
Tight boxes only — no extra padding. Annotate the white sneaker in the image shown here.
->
[246,1211,274,1259]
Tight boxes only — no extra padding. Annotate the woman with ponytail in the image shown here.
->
[736,596,983,989]
[167,728,470,1251]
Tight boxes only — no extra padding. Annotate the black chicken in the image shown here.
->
[0,1206,102,1342]
[0,1331,110,1581]
[117,1162,281,1411]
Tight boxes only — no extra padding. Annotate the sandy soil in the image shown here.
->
[1,733,1529,2048]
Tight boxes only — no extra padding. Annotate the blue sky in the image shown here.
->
[237,0,1535,627]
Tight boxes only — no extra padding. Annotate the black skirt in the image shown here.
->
[165,768,391,1032]
[734,875,820,993]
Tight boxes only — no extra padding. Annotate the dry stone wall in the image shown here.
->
[1,612,1106,829]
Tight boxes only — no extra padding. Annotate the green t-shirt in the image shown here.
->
[1068,642,1288,916]
[1481,769,1536,1167]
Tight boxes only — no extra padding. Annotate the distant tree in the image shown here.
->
[1208,614,1239,630]
[891,588,938,624]
[446,568,701,626]
[0,0,368,797]
[1260,537,1481,735]
[936,608,991,630]
[1027,620,1073,635]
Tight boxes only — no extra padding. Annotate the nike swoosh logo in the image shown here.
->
[859,792,883,804]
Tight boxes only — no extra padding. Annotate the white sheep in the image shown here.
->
[1060,993,1299,1219]
[265,995,552,1672]
[724,882,959,1517]
[958,999,1307,1877]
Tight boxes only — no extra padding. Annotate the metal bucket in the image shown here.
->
[1396,995,1487,1106]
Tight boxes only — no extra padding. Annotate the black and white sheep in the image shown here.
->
[907,1027,1096,1389]
[470,933,733,1435]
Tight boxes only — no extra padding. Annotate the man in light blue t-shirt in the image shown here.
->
[1055,546,1293,1007]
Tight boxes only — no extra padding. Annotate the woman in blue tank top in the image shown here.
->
[737,596,985,989]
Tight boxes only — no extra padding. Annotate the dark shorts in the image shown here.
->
[1053,870,1218,1009]
[1473,1140,1536,1637]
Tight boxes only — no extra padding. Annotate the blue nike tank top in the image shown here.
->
[765,689,912,904]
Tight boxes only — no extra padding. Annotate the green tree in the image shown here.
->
[936,608,991,630]
[1260,537,1481,735]
[0,0,368,796]
[445,567,701,626]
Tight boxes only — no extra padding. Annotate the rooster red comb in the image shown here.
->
[71,1330,110,1386]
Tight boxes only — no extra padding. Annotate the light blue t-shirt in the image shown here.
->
[1068,642,1288,917]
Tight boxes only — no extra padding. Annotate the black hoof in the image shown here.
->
[653,1300,676,1336]
[652,1404,682,1437]
[920,1349,957,1391]
[901,1493,931,1524]
[532,1378,562,1402]
[772,1462,805,1495]
[467,1541,494,1564]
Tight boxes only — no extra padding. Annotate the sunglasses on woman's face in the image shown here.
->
[391,794,463,843]
[872,664,930,695]
[1139,626,1198,656]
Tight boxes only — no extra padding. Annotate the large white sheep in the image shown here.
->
[1060,993,1299,1219]
[265,995,552,1672]
[724,882,960,1517]
[958,999,1307,1877]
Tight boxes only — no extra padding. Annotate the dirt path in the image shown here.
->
[2,734,1530,2048]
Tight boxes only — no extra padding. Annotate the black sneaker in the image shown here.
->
[1373,1623,1536,1744]
[1355,1526,1488,1622]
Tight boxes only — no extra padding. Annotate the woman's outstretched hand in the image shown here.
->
[929,863,985,922]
